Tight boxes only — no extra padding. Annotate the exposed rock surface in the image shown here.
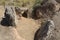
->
[15,7,32,18]
[1,6,16,26]
[32,0,60,20]
[34,0,60,40]
[34,20,55,40]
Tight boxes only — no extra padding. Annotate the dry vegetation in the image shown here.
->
[0,0,35,7]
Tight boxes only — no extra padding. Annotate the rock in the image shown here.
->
[32,0,60,20]
[34,20,55,40]
[15,7,32,18]
[1,6,16,27]
[32,3,56,19]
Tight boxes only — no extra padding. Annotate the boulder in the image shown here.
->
[34,20,55,40]
[1,6,16,27]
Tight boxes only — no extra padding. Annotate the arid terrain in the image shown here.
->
[0,0,60,40]
[0,6,60,40]
[0,6,41,40]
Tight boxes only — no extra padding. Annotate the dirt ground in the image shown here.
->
[53,11,60,40]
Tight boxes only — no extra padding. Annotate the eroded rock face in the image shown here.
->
[1,6,16,26]
[32,3,56,19]
[34,20,55,40]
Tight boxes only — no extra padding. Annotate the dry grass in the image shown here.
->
[0,0,35,7]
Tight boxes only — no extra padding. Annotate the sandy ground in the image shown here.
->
[16,17,40,40]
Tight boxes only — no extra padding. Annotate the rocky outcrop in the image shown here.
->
[34,20,55,40]
[1,6,16,26]
[32,0,60,20]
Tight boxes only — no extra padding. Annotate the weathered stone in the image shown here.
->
[1,6,16,26]
[34,20,55,40]
[32,3,56,19]
[15,7,32,18]
[32,0,60,20]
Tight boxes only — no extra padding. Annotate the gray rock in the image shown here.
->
[34,20,55,40]
[1,6,16,26]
